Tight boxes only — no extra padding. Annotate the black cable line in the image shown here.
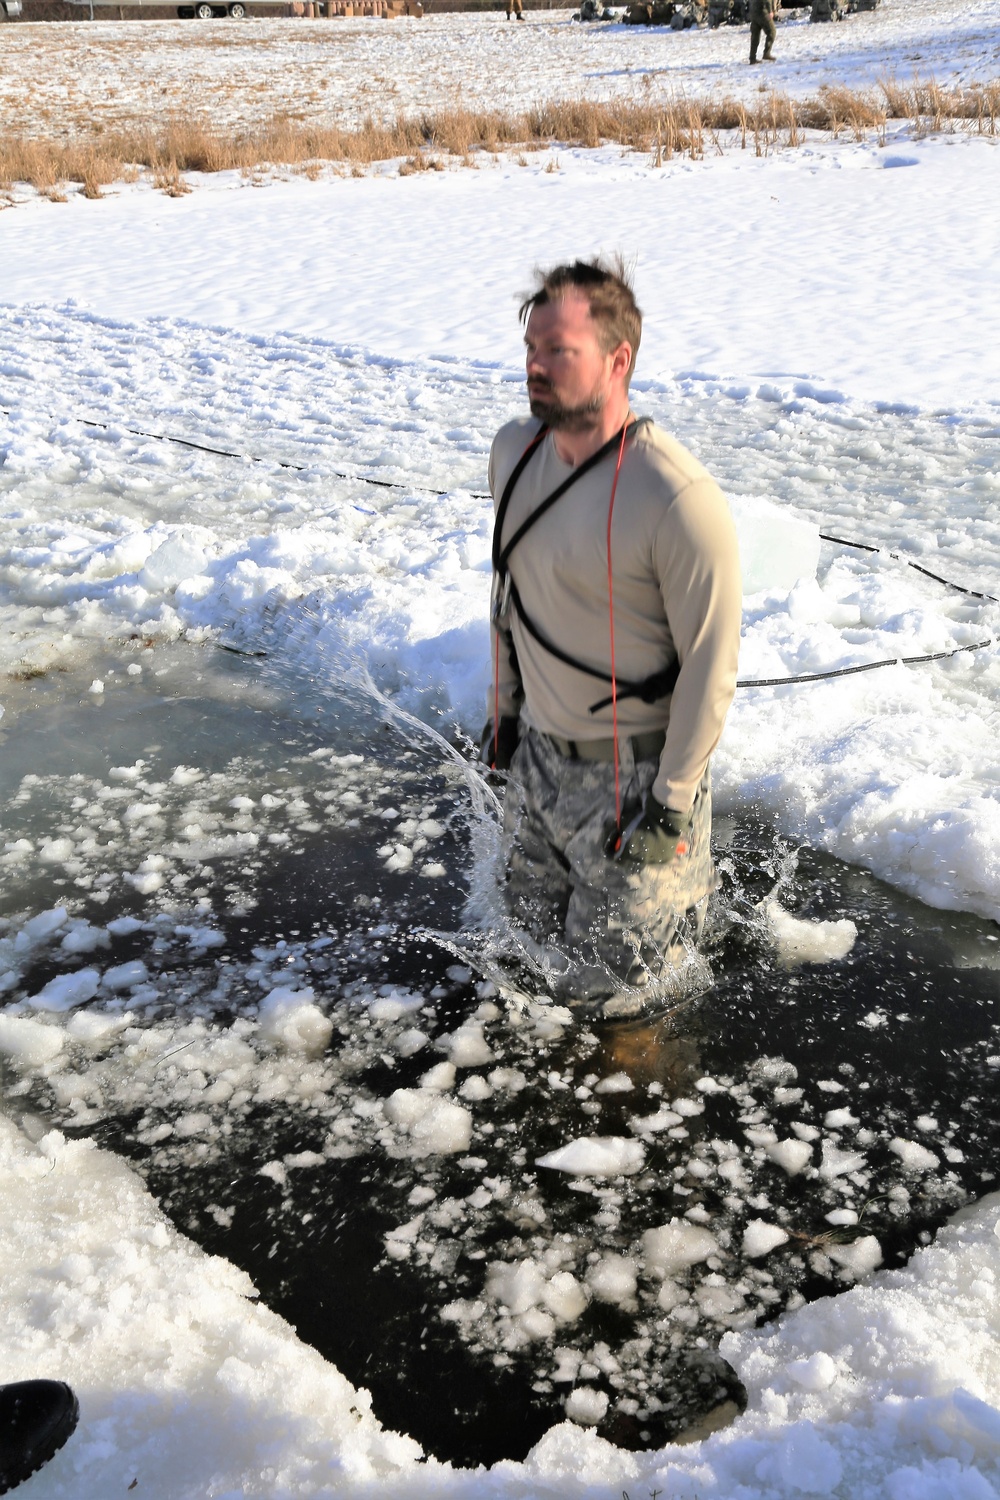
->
[3,401,997,688]
[0,403,483,499]
[736,635,994,689]
[819,531,1000,604]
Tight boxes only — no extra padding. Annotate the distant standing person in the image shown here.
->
[749,0,776,60]
[505,0,524,18]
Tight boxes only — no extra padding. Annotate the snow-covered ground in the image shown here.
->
[2,0,1000,138]
[2,1,1000,1492]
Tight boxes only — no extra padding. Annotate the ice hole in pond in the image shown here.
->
[1,641,999,1468]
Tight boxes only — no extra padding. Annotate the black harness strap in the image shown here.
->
[491,417,680,715]
[494,423,633,573]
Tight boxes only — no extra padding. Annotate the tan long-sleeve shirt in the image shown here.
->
[489,416,742,813]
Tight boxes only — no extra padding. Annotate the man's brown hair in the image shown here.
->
[519,256,642,385]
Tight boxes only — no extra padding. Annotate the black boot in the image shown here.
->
[0,1383,79,1495]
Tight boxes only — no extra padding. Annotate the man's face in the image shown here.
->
[524,291,627,431]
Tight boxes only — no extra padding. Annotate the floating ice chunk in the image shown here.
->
[585,1254,638,1307]
[440,1297,487,1325]
[0,1015,65,1066]
[742,1220,790,1258]
[594,1072,633,1095]
[139,534,209,593]
[825,1208,859,1227]
[17,907,69,946]
[828,1235,883,1279]
[458,1074,493,1102]
[61,922,110,955]
[488,1067,527,1092]
[169,765,201,785]
[175,925,225,952]
[889,1137,940,1173]
[369,993,423,1023]
[630,1107,684,1135]
[257,986,332,1057]
[396,1028,430,1058]
[642,1219,718,1277]
[551,1347,583,1384]
[439,1023,494,1068]
[536,1136,645,1178]
[656,1280,689,1313]
[486,1259,547,1315]
[382,1089,472,1156]
[728,495,820,595]
[819,1141,867,1180]
[27,967,101,1012]
[765,1138,814,1177]
[763,902,858,967]
[109,762,144,782]
[564,1387,609,1427]
[824,1107,860,1129]
[517,1306,556,1342]
[788,1351,838,1391]
[38,838,75,865]
[696,1281,744,1320]
[65,1010,129,1044]
[543,1271,588,1323]
[695,1075,727,1094]
[106,917,144,937]
[420,1061,456,1091]
[102,960,149,992]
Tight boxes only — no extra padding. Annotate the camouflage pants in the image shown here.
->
[501,727,716,1006]
[749,14,775,54]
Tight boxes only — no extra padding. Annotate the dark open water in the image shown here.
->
[1,641,998,1466]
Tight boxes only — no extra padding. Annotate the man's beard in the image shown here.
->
[527,379,606,432]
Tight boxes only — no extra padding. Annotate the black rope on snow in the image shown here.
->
[819,531,1000,604]
[2,402,997,687]
[0,403,487,499]
[736,635,995,689]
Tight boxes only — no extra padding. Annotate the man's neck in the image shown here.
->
[550,393,632,468]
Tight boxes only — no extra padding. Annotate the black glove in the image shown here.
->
[479,716,520,772]
[618,794,692,865]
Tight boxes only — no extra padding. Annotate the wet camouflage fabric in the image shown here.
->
[501,727,716,1014]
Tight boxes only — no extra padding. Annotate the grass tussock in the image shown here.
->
[1,76,997,196]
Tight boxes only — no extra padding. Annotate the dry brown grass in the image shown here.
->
[0,76,997,196]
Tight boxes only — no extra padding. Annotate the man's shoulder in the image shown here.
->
[490,417,545,498]
[630,418,717,496]
[492,415,543,458]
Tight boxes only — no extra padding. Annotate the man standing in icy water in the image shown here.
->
[483,258,742,1021]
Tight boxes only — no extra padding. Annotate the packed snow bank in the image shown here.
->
[4,1113,1000,1498]
[0,1117,425,1499]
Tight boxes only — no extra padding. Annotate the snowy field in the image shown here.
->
[1,0,999,138]
[2,0,1000,1493]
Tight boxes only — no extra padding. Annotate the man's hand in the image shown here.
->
[480,716,520,772]
[619,795,692,865]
